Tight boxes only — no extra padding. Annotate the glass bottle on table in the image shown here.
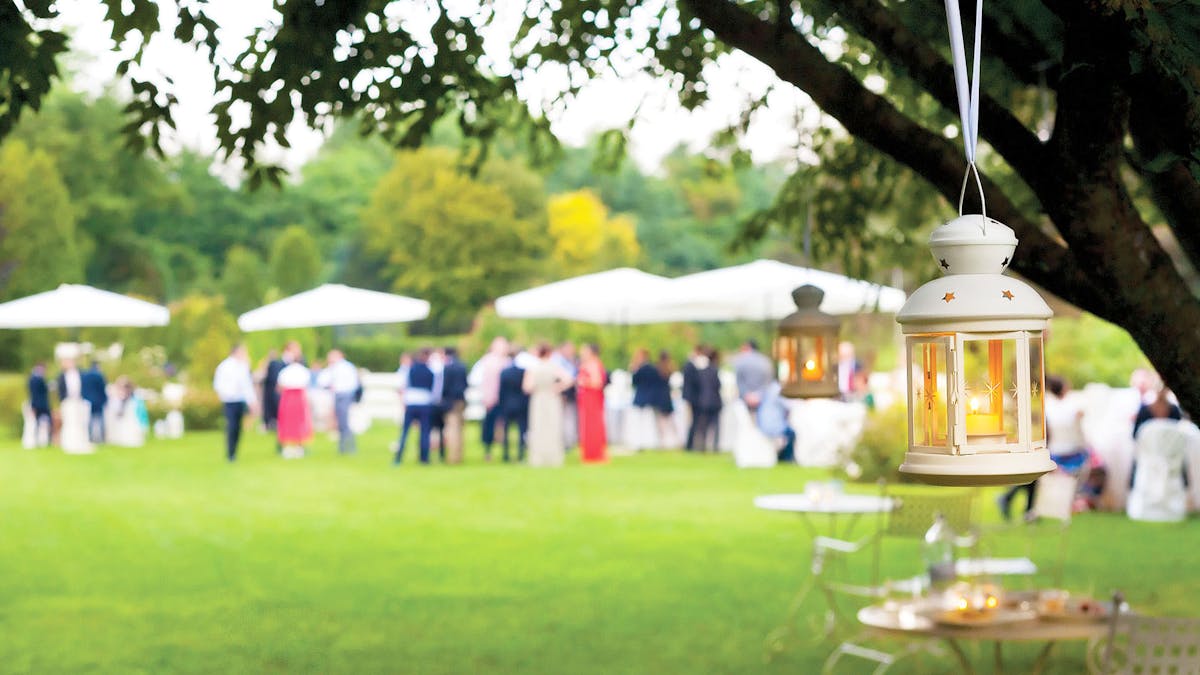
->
[923,511,957,593]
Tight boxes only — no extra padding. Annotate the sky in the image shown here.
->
[51,0,819,176]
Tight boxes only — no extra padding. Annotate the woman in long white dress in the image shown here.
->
[523,344,573,467]
[57,359,92,454]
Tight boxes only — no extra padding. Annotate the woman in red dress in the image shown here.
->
[276,360,313,458]
[576,343,608,464]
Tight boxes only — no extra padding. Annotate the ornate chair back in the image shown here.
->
[1101,592,1200,674]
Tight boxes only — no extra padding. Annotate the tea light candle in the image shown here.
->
[965,397,1004,442]
[801,357,822,381]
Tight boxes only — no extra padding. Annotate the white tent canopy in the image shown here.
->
[632,259,906,323]
[237,284,430,331]
[0,284,170,328]
[494,268,672,324]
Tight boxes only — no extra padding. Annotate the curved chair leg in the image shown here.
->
[823,639,899,675]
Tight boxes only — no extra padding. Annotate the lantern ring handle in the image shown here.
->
[957,161,987,231]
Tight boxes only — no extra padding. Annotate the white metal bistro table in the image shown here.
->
[757,491,896,651]
[855,599,1111,674]
[754,492,896,539]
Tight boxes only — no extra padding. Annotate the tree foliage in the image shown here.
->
[546,190,639,275]
[220,245,267,316]
[357,147,548,330]
[268,226,322,297]
[0,140,83,300]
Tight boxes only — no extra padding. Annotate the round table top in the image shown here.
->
[754,493,895,515]
[858,601,1110,642]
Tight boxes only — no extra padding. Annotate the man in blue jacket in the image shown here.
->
[81,361,108,443]
[395,348,437,465]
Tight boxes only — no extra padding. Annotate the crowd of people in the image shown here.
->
[997,368,1190,521]
[446,337,608,468]
[24,357,147,453]
[24,335,873,468]
[212,337,612,467]
[215,341,366,461]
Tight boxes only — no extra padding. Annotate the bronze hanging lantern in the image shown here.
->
[776,284,840,399]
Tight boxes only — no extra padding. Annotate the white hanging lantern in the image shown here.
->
[896,215,1056,486]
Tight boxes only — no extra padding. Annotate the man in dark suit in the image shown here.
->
[681,345,703,451]
[496,354,530,462]
[259,341,291,429]
[439,347,469,464]
[81,361,108,443]
[28,362,51,446]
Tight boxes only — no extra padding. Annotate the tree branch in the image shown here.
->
[828,0,1049,192]
[1129,97,1200,267]
[979,9,1059,86]
[680,0,1113,320]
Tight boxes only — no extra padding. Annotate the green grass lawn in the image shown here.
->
[0,423,1195,674]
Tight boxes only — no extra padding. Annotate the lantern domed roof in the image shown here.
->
[897,215,1051,332]
[929,214,1017,276]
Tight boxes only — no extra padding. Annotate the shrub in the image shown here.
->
[179,388,224,431]
[340,333,427,372]
[843,403,913,484]
[0,373,29,438]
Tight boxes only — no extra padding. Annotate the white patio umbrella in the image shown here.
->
[0,284,170,328]
[237,283,430,331]
[494,268,672,324]
[634,259,906,322]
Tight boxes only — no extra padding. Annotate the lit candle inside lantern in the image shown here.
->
[801,356,822,381]
[965,396,1002,439]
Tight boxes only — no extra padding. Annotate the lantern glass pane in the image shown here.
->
[962,337,1019,444]
[798,334,827,382]
[775,335,798,385]
[910,340,950,448]
[1029,335,1045,443]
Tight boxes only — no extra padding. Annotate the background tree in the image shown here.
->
[268,226,322,297]
[9,88,183,293]
[220,245,268,316]
[357,147,548,330]
[546,190,640,275]
[0,140,84,301]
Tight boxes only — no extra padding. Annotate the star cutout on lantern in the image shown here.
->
[1031,382,1040,398]
[982,379,1001,398]
[920,387,937,409]
[1010,381,1021,399]
[942,292,956,303]
[1001,256,1010,267]
[1002,290,1015,300]
[939,258,950,270]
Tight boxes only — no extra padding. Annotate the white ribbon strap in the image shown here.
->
[944,0,982,162]
[945,0,986,223]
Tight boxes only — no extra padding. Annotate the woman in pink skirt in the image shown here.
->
[276,359,312,458]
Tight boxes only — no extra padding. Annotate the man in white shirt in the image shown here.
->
[213,344,258,462]
[319,349,361,455]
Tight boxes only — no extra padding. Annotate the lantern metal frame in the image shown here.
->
[775,284,840,399]
[897,215,1056,487]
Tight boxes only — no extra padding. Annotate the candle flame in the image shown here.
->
[804,359,817,372]
[969,397,980,414]
[985,595,999,609]
[956,597,969,611]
